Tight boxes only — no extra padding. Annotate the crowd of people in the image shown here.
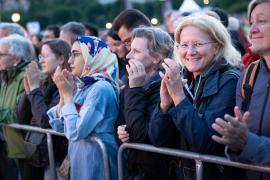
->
[0,0,270,179]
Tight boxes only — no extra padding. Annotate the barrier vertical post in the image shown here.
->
[196,160,203,180]
[118,143,126,180]
[47,133,57,180]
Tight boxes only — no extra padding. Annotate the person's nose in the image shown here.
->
[126,51,133,60]
[249,21,259,34]
[187,45,196,55]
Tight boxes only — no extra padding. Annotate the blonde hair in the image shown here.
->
[248,0,270,25]
[174,13,243,70]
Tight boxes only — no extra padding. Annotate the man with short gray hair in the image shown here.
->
[0,22,25,38]
[60,21,85,45]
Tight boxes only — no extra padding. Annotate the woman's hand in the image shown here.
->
[54,66,74,104]
[26,61,42,92]
[117,125,130,143]
[160,73,174,113]
[126,59,146,88]
[159,58,187,107]
[212,106,250,153]
[24,75,31,95]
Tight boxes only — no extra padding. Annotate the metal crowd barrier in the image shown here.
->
[0,123,111,180]
[118,143,270,180]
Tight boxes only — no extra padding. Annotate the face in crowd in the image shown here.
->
[107,36,128,59]
[68,41,85,77]
[126,36,160,77]
[248,1,270,57]
[39,45,65,78]
[0,44,21,71]
[178,25,220,77]
[42,30,55,43]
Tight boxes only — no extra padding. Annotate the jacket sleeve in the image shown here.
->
[28,88,60,128]
[16,92,33,125]
[124,87,160,143]
[148,103,176,148]
[0,77,25,124]
[114,88,125,146]
[167,76,238,154]
[59,82,118,142]
[225,132,270,166]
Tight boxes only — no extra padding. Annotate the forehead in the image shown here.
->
[131,37,148,49]
[180,25,212,42]
[0,43,10,52]
[107,36,121,44]
[0,28,10,38]
[44,30,54,36]
[251,2,270,18]
[71,41,81,51]
[118,26,133,42]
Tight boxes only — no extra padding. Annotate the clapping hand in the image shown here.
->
[25,61,42,93]
[159,58,187,113]
[212,106,250,153]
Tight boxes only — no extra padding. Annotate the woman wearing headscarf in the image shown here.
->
[48,36,119,180]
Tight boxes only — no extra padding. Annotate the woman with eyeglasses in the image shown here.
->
[48,36,119,180]
[148,14,244,180]
[0,34,39,180]
[16,38,71,180]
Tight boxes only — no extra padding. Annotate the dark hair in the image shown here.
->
[107,28,121,41]
[211,8,229,27]
[42,39,71,72]
[113,9,152,33]
[46,25,60,38]
[33,44,40,59]
[84,23,99,37]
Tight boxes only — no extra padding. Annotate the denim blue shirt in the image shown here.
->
[48,81,119,180]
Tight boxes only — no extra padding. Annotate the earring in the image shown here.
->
[13,63,17,67]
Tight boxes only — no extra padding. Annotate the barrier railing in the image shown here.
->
[0,123,111,180]
[118,143,270,180]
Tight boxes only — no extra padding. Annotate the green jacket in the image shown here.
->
[0,62,28,158]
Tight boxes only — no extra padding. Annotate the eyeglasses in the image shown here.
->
[38,54,49,60]
[176,42,217,51]
[122,37,132,48]
[69,52,82,60]
[0,53,12,59]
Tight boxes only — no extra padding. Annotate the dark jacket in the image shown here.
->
[226,57,270,180]
[115,70,173,180]
[149,59,243,180]
[16,79,67,162]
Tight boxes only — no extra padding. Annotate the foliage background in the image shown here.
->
[1,0,251,30]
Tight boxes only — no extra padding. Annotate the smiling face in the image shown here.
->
[39,45,63,78]
[179,25,219,78]
[249,2,270,57]
[68,41,85,77]
[126,37,159,77]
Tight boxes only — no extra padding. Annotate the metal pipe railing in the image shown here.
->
[118,143,270,180]
[0,123,111,180]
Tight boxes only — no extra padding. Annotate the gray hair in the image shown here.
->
[0,22,25,37]
[248,0,270,25]
[132,27,174,69]
[60,22,85,44]
[228,17,240,31]
[0,34,34,62]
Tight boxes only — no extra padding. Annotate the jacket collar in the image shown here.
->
[182,58,229,103]
[142,69,164,90]
[1,61,28,85]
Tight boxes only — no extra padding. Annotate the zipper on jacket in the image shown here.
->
[258,77,270,180]
[1,85,8,108]
[258,77,270,136]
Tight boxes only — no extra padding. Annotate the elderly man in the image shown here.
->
[59,21,85,45]
[0,22,25,38]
